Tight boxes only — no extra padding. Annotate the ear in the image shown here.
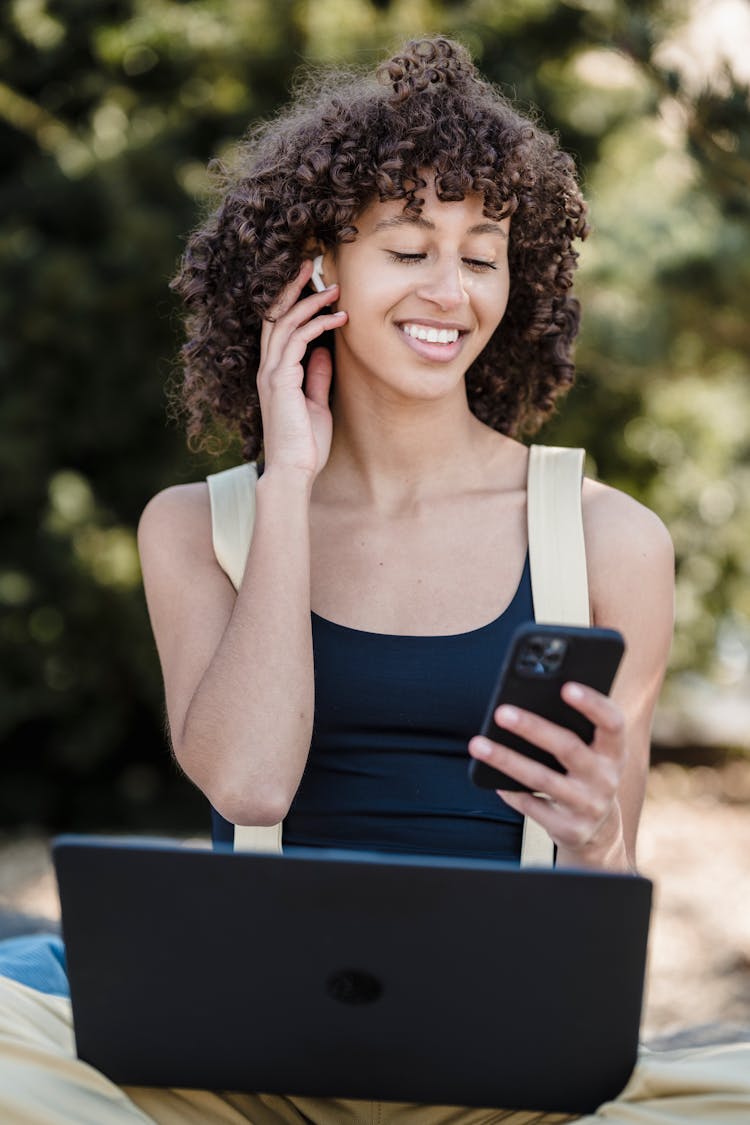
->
[320,248,338,289]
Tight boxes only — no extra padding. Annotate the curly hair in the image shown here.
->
[171,36,589,461]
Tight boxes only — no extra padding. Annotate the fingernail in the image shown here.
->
[332,310,347,317]
[324,282,338,290]
[566,684,584,701]
[471,739,492,758]
[496,705,519,726]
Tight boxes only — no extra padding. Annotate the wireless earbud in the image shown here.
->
[310,254,326,293]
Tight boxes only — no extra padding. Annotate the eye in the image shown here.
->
[464,259,497,272]
[386,252,499,271]
[386,251,497,272]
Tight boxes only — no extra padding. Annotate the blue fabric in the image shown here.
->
[0,934,69,997]
[210,803,234,846]
[212,554,533,862]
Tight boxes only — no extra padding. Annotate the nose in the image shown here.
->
[415,256,468,311]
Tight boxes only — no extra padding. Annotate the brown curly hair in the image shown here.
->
[171,36,589,461]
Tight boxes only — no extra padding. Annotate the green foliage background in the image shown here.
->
[2,0,749,832]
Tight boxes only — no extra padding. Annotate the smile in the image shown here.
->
[399,323,461,345]
[396,321,467,363]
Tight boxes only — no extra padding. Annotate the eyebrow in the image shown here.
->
[372,215,508,238]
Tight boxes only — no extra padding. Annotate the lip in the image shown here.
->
[395,322,467,363]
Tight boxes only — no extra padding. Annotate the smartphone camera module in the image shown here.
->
[516,636,567,678]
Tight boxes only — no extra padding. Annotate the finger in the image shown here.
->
[495,789,569,841]
[470,730,614,810]
[304,346,333,409]
[469,734,619,832]
[263,310,347,389]
[261,282,339,366]
[468,736,570,801]
[495,789,583,850]
[496,788,552,821]
[266,259,315,322]
[283,310,347,354]
[278,284,340,335]
[560,683,625,748]
[260,261,316,357]
[497,788,618,857]
[492,692,626,771]
[490,704,589,773]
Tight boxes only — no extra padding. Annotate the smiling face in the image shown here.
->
[322,178,511,405]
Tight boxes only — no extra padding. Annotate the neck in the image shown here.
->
[316,375,513,514]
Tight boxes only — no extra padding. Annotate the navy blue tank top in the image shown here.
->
[211,555,534,862]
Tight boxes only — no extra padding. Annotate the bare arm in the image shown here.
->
[578,480,675,867]
[138,470,316,826]
[138,261,348,826]
[469,480,674,871]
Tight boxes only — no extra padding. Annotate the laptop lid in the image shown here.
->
[53,837,651,1115]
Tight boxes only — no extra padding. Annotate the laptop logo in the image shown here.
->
[326,969,382,1005]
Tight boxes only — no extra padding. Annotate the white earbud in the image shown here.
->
[310,254,326,293]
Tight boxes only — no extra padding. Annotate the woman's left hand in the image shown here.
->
[468,681,630,870]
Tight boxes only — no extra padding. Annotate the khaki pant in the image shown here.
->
[2,977,750,1125]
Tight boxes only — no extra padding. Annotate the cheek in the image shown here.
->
[481,274,511,324]
[335,290,368,337]
[337,271,403,329]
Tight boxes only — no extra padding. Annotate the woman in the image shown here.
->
[139,36,672,874]
[0,34,747,1125]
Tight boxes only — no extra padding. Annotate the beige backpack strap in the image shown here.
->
[206,463,283,855]
[206,463,258,592]
[521,445,590,869]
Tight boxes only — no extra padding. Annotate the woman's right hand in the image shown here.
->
[257,259,347,480]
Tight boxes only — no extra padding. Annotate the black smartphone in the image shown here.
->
[468,623,625,792]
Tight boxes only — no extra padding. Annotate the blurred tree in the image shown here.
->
[0,0,308,831]
[536,0,750,688]
[1,0,748,832]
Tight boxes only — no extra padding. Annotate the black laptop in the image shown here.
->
[53,837,651,1115]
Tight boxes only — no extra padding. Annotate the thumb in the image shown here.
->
[304,346,333,410]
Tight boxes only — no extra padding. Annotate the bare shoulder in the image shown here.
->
[137,480,236,689]
[137,481,213,567]
[582,476,674,569]
[581,477,674,622]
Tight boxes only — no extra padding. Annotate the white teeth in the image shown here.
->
[401,324,460,344]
